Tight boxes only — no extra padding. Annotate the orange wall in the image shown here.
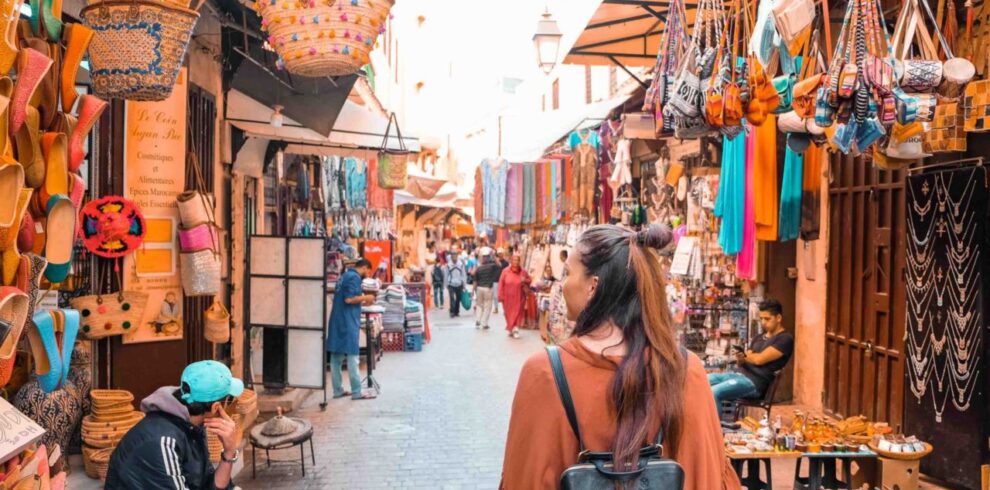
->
[793,162,829,408]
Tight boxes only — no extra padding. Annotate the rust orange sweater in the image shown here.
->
[500,337,741,489]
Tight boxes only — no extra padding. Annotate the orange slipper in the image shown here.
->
[10,47,51,135]
[15,105,41,188]
[1,188,31,285]
[69,95,106,171]
[0,163,24,233]
[36,132,66,213]
[0,0,19,75]
[0,76,12,159]
[0,286,28,360]
[60,24,92,113]
[20,37,56,131]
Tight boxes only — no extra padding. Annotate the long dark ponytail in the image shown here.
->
[572,224,685,471]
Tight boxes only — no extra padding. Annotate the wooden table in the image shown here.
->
[792,451,878,490]
[727,451,801,490]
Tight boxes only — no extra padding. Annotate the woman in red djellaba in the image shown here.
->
[498,254,531,339]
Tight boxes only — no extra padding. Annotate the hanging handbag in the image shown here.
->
[772,0,816,51]
[778,111,810,133]
[377,113,409,190]
[547,346,685,490]
[203,299,230,344]
[913,0,976,96]
[621,112,657,139]
[963,79,990,131]
[891,0,944,93]
[180,248,221,297]
[924,101,967,152]
[176,152,216,229]
[70,266,149,339]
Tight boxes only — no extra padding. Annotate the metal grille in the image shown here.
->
[825,154,906,426]
[184,84,218,364]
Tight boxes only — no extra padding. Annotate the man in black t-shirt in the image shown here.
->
[708,299,795,411]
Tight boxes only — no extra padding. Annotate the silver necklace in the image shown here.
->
[939,172,977,218]
[910,179,934,218]
[908,212,937,246]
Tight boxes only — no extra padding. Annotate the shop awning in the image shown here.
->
[227,90,420,156]
[503,93,637,161]
[564,0,698,68]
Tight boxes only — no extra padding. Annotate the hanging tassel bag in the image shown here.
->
[203,299,230,344]
[377,113,409,190]
[644,0,687,135]
[891,0,943,93]
[915,0,976,97]
[70,266,149,339]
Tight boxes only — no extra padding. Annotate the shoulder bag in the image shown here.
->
[377,113,409,190]
[547,346,685,490]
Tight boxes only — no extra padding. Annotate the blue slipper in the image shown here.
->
[28,310,62,392]
[58,309,78,386]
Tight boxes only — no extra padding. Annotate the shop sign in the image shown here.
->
[121,69,188,344]
[364,240,392,282]
[669,237,697,276]
[0,397,44,463]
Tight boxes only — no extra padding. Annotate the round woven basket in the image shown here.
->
[83,411,145,430]
[257,0,394,77]
[90,389,134,405]
[82,445,113,480]
[80,0,200,101]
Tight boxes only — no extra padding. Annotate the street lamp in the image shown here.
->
[533,7,562,75]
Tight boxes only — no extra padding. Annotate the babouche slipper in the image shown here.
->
[41,195,73,283]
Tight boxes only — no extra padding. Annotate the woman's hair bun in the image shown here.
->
[636,225,674,250]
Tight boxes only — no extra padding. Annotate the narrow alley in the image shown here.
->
[240,308,541,489]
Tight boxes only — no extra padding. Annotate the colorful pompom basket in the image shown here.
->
[256,0,394,77]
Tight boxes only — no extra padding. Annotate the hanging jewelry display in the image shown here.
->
[906,167,987,424]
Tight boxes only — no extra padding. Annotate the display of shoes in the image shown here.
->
[40,195,73,283]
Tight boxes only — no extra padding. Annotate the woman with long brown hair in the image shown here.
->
[500,225,739,489]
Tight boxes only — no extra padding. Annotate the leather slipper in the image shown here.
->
[37,132,66,212]
[41,194,72,283]
[69,95,106,171]
[0,0,19,75]
[10,47,51,135]
[60,24,91,113]
[15,105,41,187]
[0,286,28,360]
[27,310,60,392]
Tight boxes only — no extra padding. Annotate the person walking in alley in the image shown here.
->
[473,248,502,330]
[446,253,467,318]
[327,258,378,400]
[498,254,531,339]
[501,225,740,489]
[708,299,794,411]
[104,361,244,489]
[430,259,446,310]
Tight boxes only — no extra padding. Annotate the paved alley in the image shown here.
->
[239,305,541,489]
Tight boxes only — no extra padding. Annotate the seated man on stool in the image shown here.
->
[708,299,794,412]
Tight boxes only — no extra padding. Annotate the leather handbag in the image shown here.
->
[772,0,815,50]
[70,267,149,339]
[377,112,409,189]
[547,346,685,490]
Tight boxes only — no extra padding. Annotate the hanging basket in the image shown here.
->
[257,0,394,77]
[80,0,201,101]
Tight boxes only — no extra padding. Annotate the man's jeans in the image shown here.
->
[433,284,444,307]
[448,285,464,316]
[330,352,362,399]
[708,371,759,414]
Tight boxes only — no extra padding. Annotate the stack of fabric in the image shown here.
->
[380,285,406,331]
[405,300,425,335]
[81,390,145,480]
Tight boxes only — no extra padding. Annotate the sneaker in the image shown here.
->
[511,327,520,339]
[483,325,490,330]
[475,322,481,330]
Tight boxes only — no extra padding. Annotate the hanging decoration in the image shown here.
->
[78,196,146,259]
[80,0,202,101]
[257,0,394,77]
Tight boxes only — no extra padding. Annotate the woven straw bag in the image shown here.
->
[80,0,201,101]
[83,445,113,480]
[203,299,230,343]
[180,248,221,296]
[257,0,394,77]
[377,112,409,189]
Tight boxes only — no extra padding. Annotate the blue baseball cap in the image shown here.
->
[179,361,244,403]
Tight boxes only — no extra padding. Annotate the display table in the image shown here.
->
[249,418,315,478]
[725,449,876,490]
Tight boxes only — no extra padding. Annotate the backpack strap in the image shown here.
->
[547,346,586,453]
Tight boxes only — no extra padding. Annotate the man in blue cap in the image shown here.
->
[104,360,244,489]
[327,257,377,400]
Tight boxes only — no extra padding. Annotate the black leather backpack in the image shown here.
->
[547,346,685,490]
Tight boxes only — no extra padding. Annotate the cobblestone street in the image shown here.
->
[239,304,541,489]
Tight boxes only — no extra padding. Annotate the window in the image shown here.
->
[552,79,559,110]
[609,66,618,97]
[585,66,592,104]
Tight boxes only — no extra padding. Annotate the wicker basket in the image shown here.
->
[82,445,113,480]
[80,0,200,101]
[236,389,257,415]
[206,413,243,463]
[257,0,394,77]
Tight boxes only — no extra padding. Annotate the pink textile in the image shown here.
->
[737,124,757,280]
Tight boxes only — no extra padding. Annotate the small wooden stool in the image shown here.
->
[249,417,315,478]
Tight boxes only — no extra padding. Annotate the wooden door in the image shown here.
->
[825,154,906,426]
